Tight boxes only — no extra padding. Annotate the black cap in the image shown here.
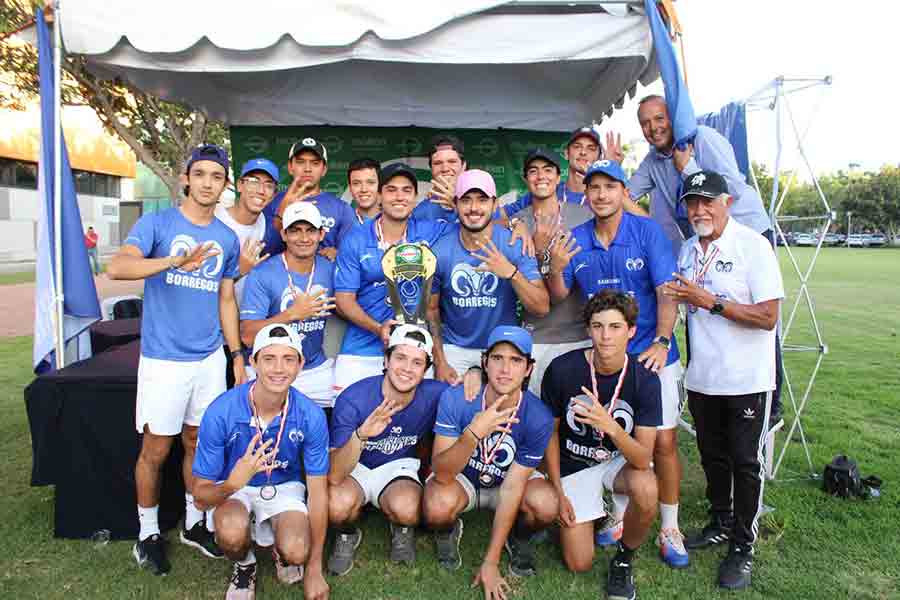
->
[522,148,561,176]
[288,137,328,163]
[379,162,418,191]
[678,170,729,203]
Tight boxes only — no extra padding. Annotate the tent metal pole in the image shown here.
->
[52,0,66,368]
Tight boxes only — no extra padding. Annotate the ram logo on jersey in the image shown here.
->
[450,263,499,308]
[165,235,224,292]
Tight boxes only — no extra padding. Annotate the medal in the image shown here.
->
[476,389,523,485]
[248,383,290,499]
[586,350,628,442]
[479,472,495,487]
[259,484,277,501]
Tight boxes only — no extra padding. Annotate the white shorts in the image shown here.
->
[229,481,308,547]
[528,340,592,396]
[245,358,336,408]
[658,361,685,430]
[349,457,421,510]
[332,354,385,392]
[136,348,225,435]
[429,471,545,513]
[443,344,483,376]
[560,455,628,524]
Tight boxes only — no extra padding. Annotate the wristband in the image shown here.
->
[465,427,483,442]
[355,429,369,442]
[229,347,244,360]
[506,265,519,281]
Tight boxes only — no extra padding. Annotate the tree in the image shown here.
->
[0,0,228,202]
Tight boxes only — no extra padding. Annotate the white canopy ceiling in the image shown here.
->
[59,0,659,129]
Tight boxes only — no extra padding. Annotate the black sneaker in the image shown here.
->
[718,543,753,590]
[606,554,636,600]
[132,534,171,576]
[685,514,734,550]
[389,523,416,565]
[225,562,257,600]
[328,527,362,576]
[434,518,463,571]
[505,534,537,577]
[180,520,224,558]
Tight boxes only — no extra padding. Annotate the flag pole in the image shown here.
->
[52,0,66,368]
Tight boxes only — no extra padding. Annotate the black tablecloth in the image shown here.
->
[89,318,141,354]
[25,340,185,540]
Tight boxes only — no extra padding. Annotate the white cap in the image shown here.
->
[282,201,323,231]
[387,324,433,359]
[252,323,304,358]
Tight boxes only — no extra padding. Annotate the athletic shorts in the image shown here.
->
[332,354,385,392]
[443,345,484,377]
[246,357,336,408]
[559,455,628,524]
[229,481,308,547]
[528,340,592,396]
[428,471,545,513]
[349,457,421,510]
[658,361,685,430]
[135,348,225,435]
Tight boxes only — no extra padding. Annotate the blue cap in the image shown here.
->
[185,143,229,175]
[583,159,628,186]
[239,158,280,183]
[485,325,533,357]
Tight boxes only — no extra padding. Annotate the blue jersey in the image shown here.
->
[334,217,447,356]
[240,254,334,370]
[124,207,240,361]
[433,385,552,489]
[262,191,356,256]
[432,224,540,349]
[193,383,330,486]
[563,213,680,364]
[330,376,448,469]
[412,196,458,224]
[500,182,585,219]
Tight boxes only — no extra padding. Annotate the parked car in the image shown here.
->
[794,233,816,247]
[823,233,844,246]
[847,234,869,247]
[868,233,887,247]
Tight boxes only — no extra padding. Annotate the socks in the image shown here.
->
[615,541,637,564]
[185,493,203,530]
[611,493,629,521]
[137,504,160,541]
[660,502,679,530]
[236,548,257,566]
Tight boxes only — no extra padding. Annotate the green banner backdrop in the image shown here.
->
[230,126,570,202]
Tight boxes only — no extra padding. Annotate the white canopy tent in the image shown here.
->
[57,0,661,129]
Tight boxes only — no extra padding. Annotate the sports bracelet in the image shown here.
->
[466,427,483,442]
[355,429,368,442]
[507,265,519,280]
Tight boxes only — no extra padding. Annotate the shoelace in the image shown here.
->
[231,565,255,589]
[609,560,631,586]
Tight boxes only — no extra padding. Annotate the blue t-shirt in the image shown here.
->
[330,375,448,469]
[411,196,458,224]
[433,385,552,489]
[500,182,585,220]
[562,213,680,365]
[193,383,330,486]
[240,254,334,370]
[262,191,356,256]
[124,207,240,361]
[334,217,447,356]
[432,224,540,349]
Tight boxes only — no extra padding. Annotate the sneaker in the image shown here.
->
[606,554,636,600]
[505,534,537,577]
[595,517,624,547]
[180,520,224,559]
[328,528,362,577]
[434,518,464,571]
[389,523,416,565]
[718,543,753,590]
[685,514,733,550]
[657,528,690,569]
[225,562,257,600]
[132,534,171,576]
[272,547,304,585]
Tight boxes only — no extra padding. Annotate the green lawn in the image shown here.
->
[0,248,898,599]
[0,271,36,286]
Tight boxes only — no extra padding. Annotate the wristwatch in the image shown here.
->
[710,301,725,316]
[652,335,671,349]
[228,347,245,360]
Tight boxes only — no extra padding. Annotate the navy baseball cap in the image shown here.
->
[522,148,561,176]
[678,170,729,202]
[289,137,328,163]
[567,125,602,148]
[239,158,280,183]
[486,325,533,357]
[379,162,418,191]
[186,144,229,175]
[583,159,628,186]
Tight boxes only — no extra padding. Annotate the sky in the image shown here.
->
[603,0,899,176]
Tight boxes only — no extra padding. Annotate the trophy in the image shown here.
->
[381,242,437,326]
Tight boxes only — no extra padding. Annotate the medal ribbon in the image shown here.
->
[282,252,316,298]
[375,216,408,251]
[692,244,720,288]
[248,383,291,484]
[587,350,628,440]
[478,389,523,466]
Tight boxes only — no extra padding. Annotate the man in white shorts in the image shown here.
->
[193,324,330,600]
[107,143,246,574]
[424,326,557,598]
[326,324,447,574]
[542,291,661,600]
[547,159,688,568]
[240,202,338,415]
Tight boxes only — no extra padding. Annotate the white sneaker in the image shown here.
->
[657,528,690,569]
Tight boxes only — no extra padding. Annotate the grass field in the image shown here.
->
[0,248,898,599]
[0,270,36,286]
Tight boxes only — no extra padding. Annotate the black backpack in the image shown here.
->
[823,455,881,499]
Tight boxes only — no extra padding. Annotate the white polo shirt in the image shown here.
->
[677,217,784,396]
[215,204,267,304]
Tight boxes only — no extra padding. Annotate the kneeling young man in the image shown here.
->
[327,325,447,575]
[424,326,558,599]
[193,325,330,600]
[542,290,661,600]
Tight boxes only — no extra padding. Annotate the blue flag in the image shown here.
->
[644,0,696,148]
[33,9,101,372]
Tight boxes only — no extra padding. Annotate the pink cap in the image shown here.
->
[454,169,497,199]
